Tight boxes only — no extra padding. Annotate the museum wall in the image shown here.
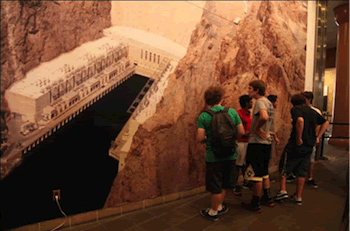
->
[1,0,307,228]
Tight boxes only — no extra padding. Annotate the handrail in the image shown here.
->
[330,122,349,125]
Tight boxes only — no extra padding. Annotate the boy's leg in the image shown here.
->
[201,162,222,220]
[308,146,318,188]
[293,152,312,202]
[235,142,247,184]
[275,148,292,201]
[296,177,306,199]
[211,192,224,211]
[242,144,265,211]
[253,181,263,197]
[219,161,235,214]
[261,145,274,206]
[280,174,287,192]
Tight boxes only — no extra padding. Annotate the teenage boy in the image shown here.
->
[242,80,275,212]
[233,95,253,196]
[301,91,323,188]
[197,85,245,221]
[267,94,280,183]
[275,94,329,205]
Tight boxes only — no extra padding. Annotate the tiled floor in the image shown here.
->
[61,143,348,231]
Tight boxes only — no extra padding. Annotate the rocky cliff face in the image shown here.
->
[1,0,111,113]
[105,1,307,206]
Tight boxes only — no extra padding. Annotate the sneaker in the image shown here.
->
[233,186,242,196]
[286,175,296,182]
[290,194,302,205]
[307,179,318,188]
[242,181,254,190]
[274,191,289,201]
[217,204,229,215]
[261,196,275,207]
[200,209,219,221]
[241,202,261,213]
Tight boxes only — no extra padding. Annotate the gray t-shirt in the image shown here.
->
[248,97,274,144]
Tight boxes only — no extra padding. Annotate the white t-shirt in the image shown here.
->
[311,106,322,115]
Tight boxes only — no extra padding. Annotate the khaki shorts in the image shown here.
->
[236,142,248,166]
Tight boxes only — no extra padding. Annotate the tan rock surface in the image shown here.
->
[105,1,307,206]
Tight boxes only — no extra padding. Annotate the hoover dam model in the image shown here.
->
[3,36,133,156]
[1,26,184,176]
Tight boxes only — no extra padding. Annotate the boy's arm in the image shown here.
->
[270,131,280,144]
[237,123,245,137]
[197,128,206,143]
[296,117,304,146]
[197,128,206,150]
[197,114,207,150]
[255,109,269,139]
[316,121,329,144]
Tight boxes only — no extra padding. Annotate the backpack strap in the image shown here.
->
[223,107,235,127]
[205,109,215,117]
[222,107,229,113]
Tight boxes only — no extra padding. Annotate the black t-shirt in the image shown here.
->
[288,105,326,147]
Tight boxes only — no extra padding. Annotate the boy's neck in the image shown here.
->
[255,95,264,100]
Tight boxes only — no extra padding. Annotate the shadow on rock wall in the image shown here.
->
[105,1,307,206]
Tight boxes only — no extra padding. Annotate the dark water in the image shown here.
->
[1,75,149,230]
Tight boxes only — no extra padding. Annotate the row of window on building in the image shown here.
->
[50,48,128,101]
[141,49,161,64]
[48,65,135,121]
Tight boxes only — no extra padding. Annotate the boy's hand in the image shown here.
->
[296,138,303,146]
[315,137,320,144]
[255,128,268,139]
[275,136,280,145]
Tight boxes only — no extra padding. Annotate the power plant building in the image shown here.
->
[5,37,129,123]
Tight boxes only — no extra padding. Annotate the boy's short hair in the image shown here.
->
[301,91,314,104]
[291,94,306,106]
[204,85,225,106]
[239,95,252,108]
[249,80,266,96]
[267,95,278,103]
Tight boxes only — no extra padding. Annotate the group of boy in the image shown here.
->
[197,80,329,221]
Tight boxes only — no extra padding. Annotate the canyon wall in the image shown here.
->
[105,1,307,206]
[1,1,111,113]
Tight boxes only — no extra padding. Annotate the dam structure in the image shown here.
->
[1,26,184,178]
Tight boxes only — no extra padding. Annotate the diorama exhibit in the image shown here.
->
[2,1,342,230]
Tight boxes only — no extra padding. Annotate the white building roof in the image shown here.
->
[103,26,186,59]
[7,37,121,99]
